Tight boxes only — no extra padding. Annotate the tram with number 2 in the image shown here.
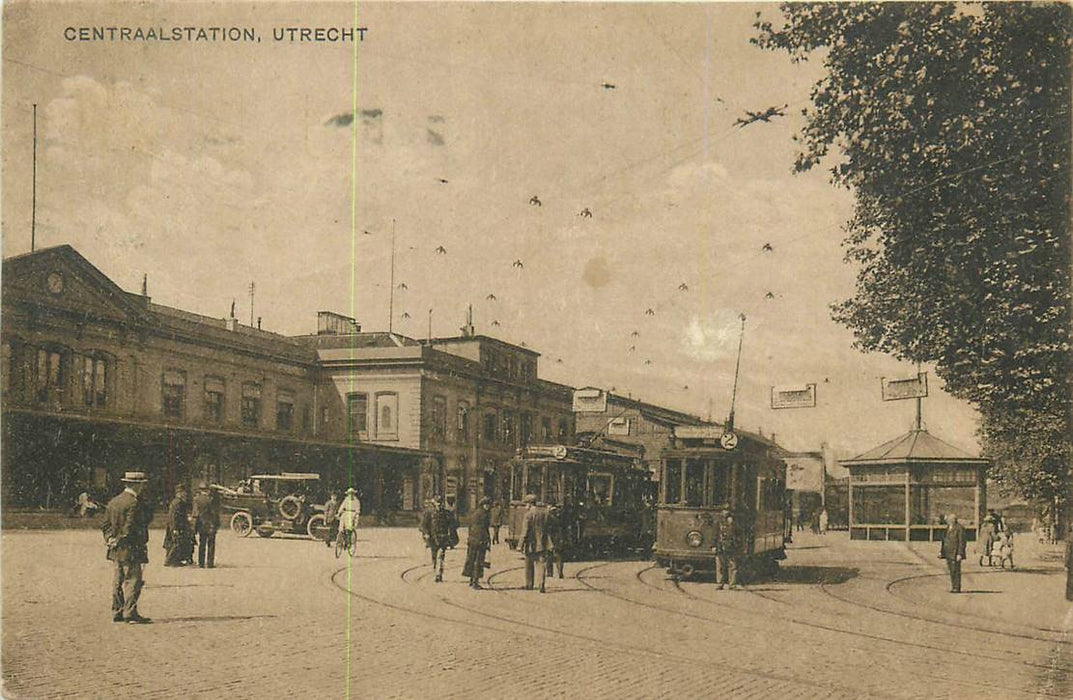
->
[505,444,655,555]
[654,425,787,580]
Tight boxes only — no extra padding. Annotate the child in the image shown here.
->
[994,531,1015,569]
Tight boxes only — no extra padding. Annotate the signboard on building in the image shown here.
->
[607,417,631,436]
[881,373,928,401]
[771,384,817,409]
[785,454,824,492]
[572,387,608,413]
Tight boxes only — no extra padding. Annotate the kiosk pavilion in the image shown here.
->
[841,428,989,542]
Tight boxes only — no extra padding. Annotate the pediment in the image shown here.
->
[2,245,148,324]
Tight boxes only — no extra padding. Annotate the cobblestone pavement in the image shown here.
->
[3,527,1070,698]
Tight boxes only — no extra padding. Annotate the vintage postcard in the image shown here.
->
[2,2,1069,698]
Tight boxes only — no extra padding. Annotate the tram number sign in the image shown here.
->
[720,432,739,450]
[771,384,817,409]
[881,373,928,401]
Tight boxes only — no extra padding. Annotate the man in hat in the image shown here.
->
[463,497,493,589]
[420,495,458,582]
[101,471,153,623]
[191,482,220,568]
[544,501,567,580]
[164,485,194,567]
[336,487,362,550]
[518,494,554,592]
[322,491,339,548]
[939,512,967,593]
[713,513,744,590]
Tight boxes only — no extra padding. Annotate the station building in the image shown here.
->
[303,313,575,515]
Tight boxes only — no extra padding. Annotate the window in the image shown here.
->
[520,412,533,446]
[506,356,515,380]
[607,417,631,436]
[457,401,470,441]
[204,376,225,423]
[710,462,730,505]
[684,459,705,507]
[589,473,612,506]
[430,395,447,442]
[162,370,186,419]
[79,354,108,407]
[347,393,368,438]
[376,392,398,440]
[482,412,498,444]
[35,347,65,403]
[241,382,262,427]
[501,410,515,448]
[540,417,553,443]
[664,459,682,504]
[276,388,295,432]
[558,418,570,442]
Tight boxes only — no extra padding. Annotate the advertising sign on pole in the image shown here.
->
[771,384,817,409]
[881,373,928,401]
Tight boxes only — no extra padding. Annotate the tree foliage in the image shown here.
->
[754,3,1072,502]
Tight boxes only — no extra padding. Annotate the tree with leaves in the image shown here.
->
[754,4,1071,508]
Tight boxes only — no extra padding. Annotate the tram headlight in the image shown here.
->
[686,530,703,548]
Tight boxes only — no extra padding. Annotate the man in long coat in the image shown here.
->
[101,471,153,623]
[164,485,194,567]
[939,513,967,593]
[191,483,219,568]
[518,494,554,592]
[713,513,744,590]
[463,497,492,588]
[420,496,458,582]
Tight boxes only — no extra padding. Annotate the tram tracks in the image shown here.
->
[330,559,872,698]
[576,560,1067,698]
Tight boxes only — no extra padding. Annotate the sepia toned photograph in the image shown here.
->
[1,1,1070,697]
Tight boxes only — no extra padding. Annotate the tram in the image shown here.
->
[654,426,787,580]
[505,444,654,555]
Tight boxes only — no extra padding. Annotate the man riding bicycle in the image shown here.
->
[336,487,361,549]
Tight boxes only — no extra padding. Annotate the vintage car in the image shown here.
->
[216,473,332,540]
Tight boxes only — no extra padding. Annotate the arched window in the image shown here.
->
[77,352,112,408]
[162,369,187,419]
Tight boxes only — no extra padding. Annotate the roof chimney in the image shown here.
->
[460,304,475,337]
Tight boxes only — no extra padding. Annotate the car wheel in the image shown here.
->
[230,511,253,537]
[307,514,329,541]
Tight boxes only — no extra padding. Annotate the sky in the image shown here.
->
[1,1,984,457]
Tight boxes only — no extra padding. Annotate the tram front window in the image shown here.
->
[546,465,563,505]
[589,474,611,506]
[525,463,543,500]
[710,461,729,505]
[685,459,705,507]
[665,459,682,504]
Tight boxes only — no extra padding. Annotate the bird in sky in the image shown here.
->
[362,229,374,236]
[578,207,593,218]
[397,282,408,290]
[401,312,411,319]
[556,358,564,364]
[683,384,689,390]
[630,330,639,337]
[714,96,725,104]
[601,82,616,90]
[436,177,449,184]
[486,293,497,301]
[628,345,635,352]
[435,246,447,254]
[762,243,774,252]
[678,283,689,291]
[529,195,542,207]
[491,320,501,327]
[512,260,524,269]
[644,359,652,366]
[645,308,655,316]
[764,291,776,300]
[734,104,788,128]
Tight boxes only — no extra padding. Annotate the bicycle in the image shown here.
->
[334,528,357,559]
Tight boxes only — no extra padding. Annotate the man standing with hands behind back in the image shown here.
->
[518,494,554,593]
[102,471,153,624]
[192,482,220,568]
[940,512,967,593]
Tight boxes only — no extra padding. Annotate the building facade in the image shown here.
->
[1,246,430,513]
[305,324,575,514]
[572,387,708,478]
